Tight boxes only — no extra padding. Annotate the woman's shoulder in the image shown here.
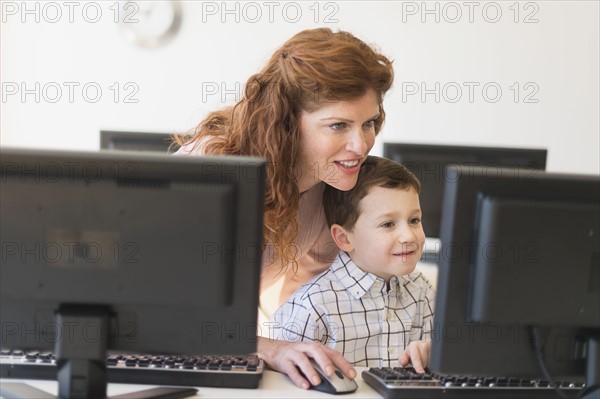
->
[174,143,202,156]
[174,135,230,157]
[174,137,211,156]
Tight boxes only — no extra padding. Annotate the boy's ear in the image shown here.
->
[330,224,354,252]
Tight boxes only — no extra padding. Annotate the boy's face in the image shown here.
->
[340,186,425,281]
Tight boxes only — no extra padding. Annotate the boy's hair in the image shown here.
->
[323,156,421,231]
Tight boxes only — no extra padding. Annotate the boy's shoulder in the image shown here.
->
[292,267,339,301]
[401,270,435,292]
[291,252,358,302]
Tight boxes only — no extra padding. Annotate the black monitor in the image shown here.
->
[100,131,181,153]
[0,148,265,398]
[383,143,547,238]
[430,165,600,397]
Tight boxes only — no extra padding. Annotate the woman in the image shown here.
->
[176,27,394,389]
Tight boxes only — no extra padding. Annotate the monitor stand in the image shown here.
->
[0,305,197,399]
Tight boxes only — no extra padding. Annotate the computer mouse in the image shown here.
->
[304,359,358,394]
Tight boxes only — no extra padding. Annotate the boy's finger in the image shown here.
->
[399,350,410,366]
[409,346,425,373]
[418,344,430,369]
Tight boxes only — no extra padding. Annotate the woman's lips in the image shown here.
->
[333,159,362,175]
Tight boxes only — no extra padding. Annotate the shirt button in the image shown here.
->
[388,347,394,353]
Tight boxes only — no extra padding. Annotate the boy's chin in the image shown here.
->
[405,264,418,274]
[390,264,418,276]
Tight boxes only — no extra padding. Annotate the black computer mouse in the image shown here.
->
[303,359,358,395]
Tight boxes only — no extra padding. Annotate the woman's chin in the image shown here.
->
[324,177,359,192]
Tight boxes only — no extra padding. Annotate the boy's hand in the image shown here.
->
[399,341,431,374]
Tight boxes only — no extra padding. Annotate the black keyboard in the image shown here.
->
[362,367,584,399]
[1,350,263,389]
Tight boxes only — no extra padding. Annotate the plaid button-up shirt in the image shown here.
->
[269,251,435,367]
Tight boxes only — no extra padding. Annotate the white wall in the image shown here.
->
[2,1,598,174]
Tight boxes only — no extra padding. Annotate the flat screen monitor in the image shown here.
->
[430,165,600,396]
[100,131,181,153]
[383,143,547,239]
[0,148,265,398]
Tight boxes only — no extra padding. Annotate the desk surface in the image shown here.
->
[1,367,382,398]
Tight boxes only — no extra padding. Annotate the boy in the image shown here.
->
[269,156,434,371]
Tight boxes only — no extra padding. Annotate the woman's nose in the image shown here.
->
[345,129,367,155]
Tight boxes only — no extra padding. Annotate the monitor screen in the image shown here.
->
[100,131,181,153]
[0,148,265,397]
[430,165,599,387]
[383,143,547,239]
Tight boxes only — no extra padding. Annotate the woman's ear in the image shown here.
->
[330,224,354,252]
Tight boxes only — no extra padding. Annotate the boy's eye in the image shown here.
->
[381,221,395,228]
[410,217,421,225]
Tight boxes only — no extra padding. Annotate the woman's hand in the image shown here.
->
[257,336,356,389]
[399,340,431,374]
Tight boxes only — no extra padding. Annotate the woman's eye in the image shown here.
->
[330,122,347,131]
[363,120,376,129]
[410,218,421,225]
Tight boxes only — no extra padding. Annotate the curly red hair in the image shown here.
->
[174,28,394,269]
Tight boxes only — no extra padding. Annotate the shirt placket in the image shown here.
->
[386,282,401,364]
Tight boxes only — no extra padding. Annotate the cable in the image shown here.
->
[529,325,570,399]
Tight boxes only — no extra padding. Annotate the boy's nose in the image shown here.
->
[397,226,416,243]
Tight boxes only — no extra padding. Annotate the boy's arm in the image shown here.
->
[421,279,436,341]
[400,278,436,372]
[268,295,328,344]
[264,289,354,389]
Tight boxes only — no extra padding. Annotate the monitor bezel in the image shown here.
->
[0,148,265,356]
[430,165,600,380]
[383,142,548,239]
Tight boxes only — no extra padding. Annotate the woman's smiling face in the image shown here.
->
[295,89,380,193]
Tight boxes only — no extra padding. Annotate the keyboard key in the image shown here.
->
[182,359,195,369]
[106,356,119,366]
[125,357,138,367]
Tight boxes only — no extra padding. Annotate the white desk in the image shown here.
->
[1,367,382,398]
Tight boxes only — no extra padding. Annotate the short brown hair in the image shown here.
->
[323,156,420,231]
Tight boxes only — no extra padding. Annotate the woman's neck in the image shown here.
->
[295,167,320,194]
